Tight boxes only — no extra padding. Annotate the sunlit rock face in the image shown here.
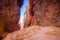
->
[3,26,60,40]
[24,0,60,27]
[0,0,23,38]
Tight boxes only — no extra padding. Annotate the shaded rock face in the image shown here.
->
[24,0,60,27]
[0,0,23,37]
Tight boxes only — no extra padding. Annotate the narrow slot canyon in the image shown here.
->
[0,0,60,40]
[20,0,28,30]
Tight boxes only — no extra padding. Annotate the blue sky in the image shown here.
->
[20,0,28,24]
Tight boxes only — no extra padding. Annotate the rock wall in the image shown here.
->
[0,0,23,38]
[3,0,60,40]
[24,0,60,27]
[3,26,60,40]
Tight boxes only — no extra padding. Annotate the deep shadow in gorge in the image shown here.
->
[0,0,23,39]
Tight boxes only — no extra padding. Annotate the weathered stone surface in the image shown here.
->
[3,26,60,40]
[0,0,23,38]
[3,0,60,40]
[1,0,60,40]
[24,0,60,27]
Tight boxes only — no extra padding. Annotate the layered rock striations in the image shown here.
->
[24,0,60,27]
[0,0,23,38]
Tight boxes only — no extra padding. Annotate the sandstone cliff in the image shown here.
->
[2,0,60,40]
[24,0,60,27]
[0,0,23,38]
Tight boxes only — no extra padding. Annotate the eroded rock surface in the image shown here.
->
[24,0,60,27]
[0,0,23,38]
[3,26,60,40]
[1,0,60,40]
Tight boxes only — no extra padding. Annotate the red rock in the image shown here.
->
[3,26,60,40]
[24,0,60,27]
[0,0,23,38]
[3,0,60,40]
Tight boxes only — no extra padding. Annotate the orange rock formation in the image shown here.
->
[2,0,60,40]
[0,0,23,38]
[24,0,60,27]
